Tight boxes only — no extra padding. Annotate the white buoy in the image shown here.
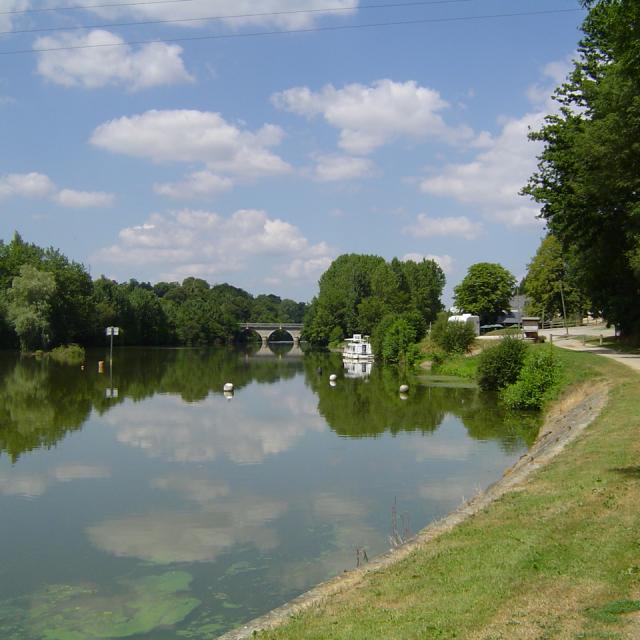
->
[399,384,409,393]
[329,374,337,382]
[223,382,234,392]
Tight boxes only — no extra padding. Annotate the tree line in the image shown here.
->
[0,233,306,351]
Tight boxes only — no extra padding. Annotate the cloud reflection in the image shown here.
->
[103,391,324,464]
[0,464,111,498]
[87,475,287,564]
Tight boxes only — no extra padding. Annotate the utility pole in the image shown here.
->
[559,283,569,336]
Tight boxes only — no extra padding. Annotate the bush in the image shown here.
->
[381,318,419,366]
[477,336,528,391]
[49,343,86,365]
[501,347,561,410]
[430,313,476,354]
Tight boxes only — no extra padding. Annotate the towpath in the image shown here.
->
[537,324,640,372]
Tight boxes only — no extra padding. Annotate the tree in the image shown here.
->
[453,263,516,323]
[523,0,640,336]
[523,235,586,320]
[7,265,56,351]
[381,318,419,366]
[400,258,445,324]
[305,253,445,345]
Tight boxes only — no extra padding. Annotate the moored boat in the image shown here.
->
[342,334,375,361]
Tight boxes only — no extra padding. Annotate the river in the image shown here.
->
[0,345,539,639]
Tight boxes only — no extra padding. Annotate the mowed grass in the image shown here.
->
[258,350,640,639]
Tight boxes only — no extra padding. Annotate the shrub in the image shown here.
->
[430,313,476,354]
[381,318,419,366]
[49,343,86,365]
[501,347,561,410]
[477,336,528,391]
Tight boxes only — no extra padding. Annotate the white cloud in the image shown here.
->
[35,30,193,91]
[402,253,454,275]
[93,208,333,285]
[273,79,473,154]
[403,214,482,240]
[91,109,291,179]
[0,0,29,32]
[420,58,575,228]
[420,112,546,227]
[0,172,56,199]
[54,189,114,208]
[84,0,359,30]
[313,154,373,182]
[0,172,115,208]
[526,55,574,108]
[154,171,234,200]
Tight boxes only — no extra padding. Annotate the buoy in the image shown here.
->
[399,384,409,393]
[98,361,105,373]
[223,382,234,392]
[399,393,409,401]
[329,380,337,388]
[329,374,337,382]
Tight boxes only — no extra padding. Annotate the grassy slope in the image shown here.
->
[259,350,640,639]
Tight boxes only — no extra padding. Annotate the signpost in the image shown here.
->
[105,327,120,399]
[106,326,119,368]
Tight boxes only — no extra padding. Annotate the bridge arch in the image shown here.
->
[241,323,303,346]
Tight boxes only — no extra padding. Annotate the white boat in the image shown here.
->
[342,334,375,361]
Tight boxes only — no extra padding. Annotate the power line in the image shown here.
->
[2,0,478,36]
[0,8,584,56]
[1,0,211,17]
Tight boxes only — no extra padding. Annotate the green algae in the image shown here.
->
[0,571,201,640]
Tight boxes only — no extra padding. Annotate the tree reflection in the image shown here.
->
[0,348,539,463]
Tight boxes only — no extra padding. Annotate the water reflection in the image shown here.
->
[0,347,542,638]
[0,347,540,464]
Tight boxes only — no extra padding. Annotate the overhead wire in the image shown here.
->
[1,0,481,36]
[0,7,584,56]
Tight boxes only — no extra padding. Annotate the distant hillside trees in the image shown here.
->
[0,233,307,351]
[304,254,445,349]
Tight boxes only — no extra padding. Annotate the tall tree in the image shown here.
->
[523,0,640,336]
[7,265,57,351]
[453,263,516,323]
[523,235,586,320]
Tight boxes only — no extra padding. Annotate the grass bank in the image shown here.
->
[251,349,640,639]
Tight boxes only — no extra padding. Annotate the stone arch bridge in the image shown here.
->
[242,323,303,346]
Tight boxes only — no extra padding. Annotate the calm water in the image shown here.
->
[0,346,539,639]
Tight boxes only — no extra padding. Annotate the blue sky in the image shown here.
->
[0,0,586,302]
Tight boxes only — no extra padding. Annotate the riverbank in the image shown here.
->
[220,348,640,639]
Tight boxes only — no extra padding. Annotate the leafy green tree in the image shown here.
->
[7,265,57,351]
[401,257,445,323]
[453,263,516,323]
[523,235,586,320]
[381,318,419,366]
[523,0,640,336]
